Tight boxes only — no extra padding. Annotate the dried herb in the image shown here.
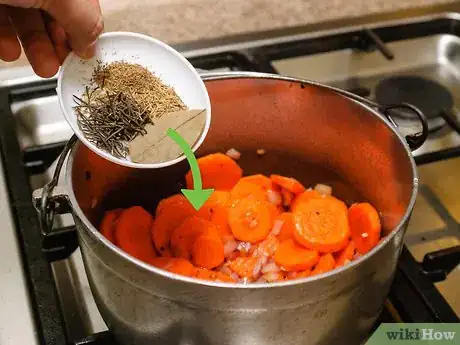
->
[73,60,205,163]
[73,87,152,158]
[92,61,186,119]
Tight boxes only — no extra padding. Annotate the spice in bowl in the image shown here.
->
[73,61,206,164]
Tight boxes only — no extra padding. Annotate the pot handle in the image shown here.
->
[33,135,78,236]
[323,85,429,152]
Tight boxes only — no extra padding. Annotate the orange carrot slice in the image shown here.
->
[210,206,233,237]
[293,196,350,253]
[296,269,312,279]
[312,253,336,275]
[185,153,242,191]
[155,194,189,217]
[228,195,273,243]
[334,241,355,267]
[100,208,122,243]
[291,189,322,211]
[270,174,306,195]
[151,198,196,254]
[151,257,195,276]
[348,202,382,254]
[229,180,267,205]
[191,232,225,269]
[170,216,217,259]
[114,206,156,263]
[276,212,296,242]
[274,239,320,271]
[281,188,294,207]
[228,257,258,279]
[193,268,235,282]
[240,174,272,190]
[196,191,230,220]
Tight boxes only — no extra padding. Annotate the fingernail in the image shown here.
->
[75,42,96,60]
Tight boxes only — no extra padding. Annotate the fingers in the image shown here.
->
[0,5,20,61]
[41,0,103,59]
[8,7,59,77]
[43,13,70,64]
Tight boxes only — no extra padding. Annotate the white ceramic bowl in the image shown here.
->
[57,31,211,169]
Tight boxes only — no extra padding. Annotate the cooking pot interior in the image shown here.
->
[70,76,415,238]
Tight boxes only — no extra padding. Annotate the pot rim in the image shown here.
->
[66,71,419,289]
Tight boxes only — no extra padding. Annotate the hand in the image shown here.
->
[0,0,103,78]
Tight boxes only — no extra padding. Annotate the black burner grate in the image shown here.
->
[1,15,460,345]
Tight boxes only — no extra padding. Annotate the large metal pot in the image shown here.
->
[34,72,428,345]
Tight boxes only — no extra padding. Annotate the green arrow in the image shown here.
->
[166,128,214,210]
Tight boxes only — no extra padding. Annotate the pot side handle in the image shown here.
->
[32,135,78,259]
[380,103,429,152]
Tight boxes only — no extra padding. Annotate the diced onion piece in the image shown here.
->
[263,272,282,282]
[261,261,281,274]
[256,149,266,156]
[223,238,238,257]
[361,232,369,238]
[314,183,332,196]
[256,277,267,283]
[226,148,241,160]
[270,219,284,236]
[267,189,282,206]
[237,242,252,254]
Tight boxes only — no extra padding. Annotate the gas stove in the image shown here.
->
[2,4,460,345]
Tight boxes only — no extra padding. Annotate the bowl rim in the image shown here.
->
[56,31,212,169]
[65,71,419,290]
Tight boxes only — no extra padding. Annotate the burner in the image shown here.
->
[375,76,453,131]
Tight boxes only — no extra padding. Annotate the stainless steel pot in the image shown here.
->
[33,72,428,345]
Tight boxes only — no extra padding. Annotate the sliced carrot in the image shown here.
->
[228,257,258,279]
[192,232,225,269]
[281,188,294,207]
[291,189,322,211]
[155,194,190,217]
[348,202,382,254]
[210,206,233,237]
[274,239,320,271]
[151,257,195,276]
[240,174,272,190]
[229,180,267,205]
[185,153,242,191]
[100,208,122,243]
[151,198,196,254]
[276,212,296,242]
[334,241,355,267]
[297,269,312,279]
[228,195,273,243]
[193,268,235,282]
[293,196,350,253]
[196,191,230,220]
[170,216,217,260]
[114,206,157,263]
[270,174,306,195]
[311,253,336,275]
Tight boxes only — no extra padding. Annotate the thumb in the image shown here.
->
[0,0,104,58]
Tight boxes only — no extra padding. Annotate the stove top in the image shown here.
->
[1,5,460,345]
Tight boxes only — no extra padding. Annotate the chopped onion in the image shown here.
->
[224,238,238,257]
[252,258,265,278]
[226,148,241,160]
[271,219,284,236]
[263,272,282,282]
[267,189,282,206]
[256,149,266,156]
[237,242,252,253]
[261,262,281,274]
[256,277,267,283]
[314,183,332,196]
[361,232,369,238]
